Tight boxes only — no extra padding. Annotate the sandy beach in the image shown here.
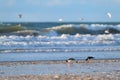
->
[0,0,120,79]
[0,59,120,80]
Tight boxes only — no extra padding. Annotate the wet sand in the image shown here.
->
[0,59,120,80]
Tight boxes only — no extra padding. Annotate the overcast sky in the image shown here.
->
[0,0,120,22]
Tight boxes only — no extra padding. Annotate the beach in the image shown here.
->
[0,22,120,80]
[0,59,120,80]
[0,0,120,79]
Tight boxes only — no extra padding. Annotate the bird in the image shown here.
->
[85,56,94,61]
[66,58,75,62]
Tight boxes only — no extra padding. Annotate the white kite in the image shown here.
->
[107,12,112,18]
[79,18,84,21]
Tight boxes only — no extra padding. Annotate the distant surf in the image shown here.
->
[0,22,120,53]
[45,24,120,35]
[0,22,120,36]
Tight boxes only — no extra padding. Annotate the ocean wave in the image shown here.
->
[45,24,120,35]
[0,22,120,53]
[12,30,40,36]
[0,23,120,36]
[0,24,41,36]
[0,34,120,52]
[0,25,25,34]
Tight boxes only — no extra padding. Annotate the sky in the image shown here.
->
[0,0,120,22]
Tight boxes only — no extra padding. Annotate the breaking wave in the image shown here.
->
[0,23,120,36]
[45,24,120,35]
[0,33,120,53]
[0,22,120,54]
[0,24,41,36]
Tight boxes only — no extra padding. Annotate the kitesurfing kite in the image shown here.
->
[18,14,22,26]
[104,12,112,34]
[79,18,84,21]
[58,18,63,22]
[107,12,112,18]
[18,14,22,19]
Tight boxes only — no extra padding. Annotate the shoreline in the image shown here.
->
[0,59,120,80]
[0,59,120,65]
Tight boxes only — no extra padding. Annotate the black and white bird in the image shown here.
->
[85,56,94,61]
[66,58,75,62]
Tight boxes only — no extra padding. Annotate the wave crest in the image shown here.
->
[45,24,120,35]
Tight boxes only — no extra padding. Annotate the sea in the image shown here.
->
[0,22,120,61]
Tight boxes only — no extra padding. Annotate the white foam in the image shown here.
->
[0,33,120,52]
[47,24,73,30]
[46,30,58,36]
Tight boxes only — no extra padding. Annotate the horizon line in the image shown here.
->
[1,21,120,23]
